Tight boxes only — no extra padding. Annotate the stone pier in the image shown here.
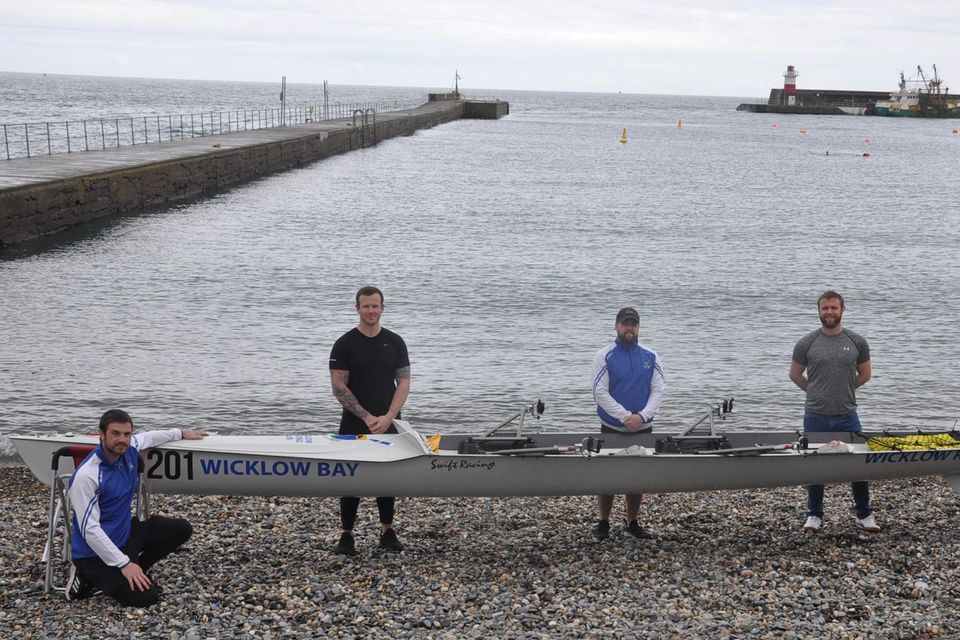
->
[0,94,508,247]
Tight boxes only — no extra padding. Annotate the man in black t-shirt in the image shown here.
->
[329,285,410,555]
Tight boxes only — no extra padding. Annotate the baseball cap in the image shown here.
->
[616,307,639,323]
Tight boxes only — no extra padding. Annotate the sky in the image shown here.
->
[2,0,959,97]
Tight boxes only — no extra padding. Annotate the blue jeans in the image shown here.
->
[803,410,872,519]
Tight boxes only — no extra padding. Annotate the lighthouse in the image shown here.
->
[783,65,798,105]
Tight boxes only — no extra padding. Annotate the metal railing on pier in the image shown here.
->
[1,100,405,160]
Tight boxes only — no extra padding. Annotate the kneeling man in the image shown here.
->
[67,409,207,606]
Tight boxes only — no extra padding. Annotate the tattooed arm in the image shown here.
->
[369,365,411,434]
[330,369,372,424]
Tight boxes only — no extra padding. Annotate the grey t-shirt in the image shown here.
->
[792,328,870,415]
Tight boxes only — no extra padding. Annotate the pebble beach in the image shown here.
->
[1,466,958,639]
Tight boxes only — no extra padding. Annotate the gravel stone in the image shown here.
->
[1,467,959,638]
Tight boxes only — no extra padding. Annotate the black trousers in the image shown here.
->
[338,422,397,530]
[340,497,395,531]
[73,515,192,607]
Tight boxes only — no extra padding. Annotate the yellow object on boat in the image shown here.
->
[425,434,442,454]
[866,433,960,451]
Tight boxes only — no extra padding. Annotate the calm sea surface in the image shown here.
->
[2,72,960,458]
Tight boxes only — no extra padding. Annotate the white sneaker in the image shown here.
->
[856,513,881,533]
[803,516,822,532]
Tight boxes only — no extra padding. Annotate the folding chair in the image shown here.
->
[43,446,150,594]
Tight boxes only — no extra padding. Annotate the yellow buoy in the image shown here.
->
[677,117,682,129]
[619,127,628,144]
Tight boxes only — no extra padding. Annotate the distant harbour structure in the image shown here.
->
[738,65,892,116]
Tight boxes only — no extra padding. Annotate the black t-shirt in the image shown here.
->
[329,327,409,434]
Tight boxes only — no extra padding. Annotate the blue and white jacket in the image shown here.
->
[68,429,183,566]
[592,339,666,431]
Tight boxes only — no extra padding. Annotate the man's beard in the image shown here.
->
[820,314,841,329]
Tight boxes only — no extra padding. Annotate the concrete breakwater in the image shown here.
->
[737,89,893,115]
[0,95,508,248]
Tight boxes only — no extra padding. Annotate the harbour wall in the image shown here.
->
[0,97,506,248]
[737,88,892,115]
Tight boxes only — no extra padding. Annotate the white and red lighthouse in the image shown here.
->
[783,65,798,105]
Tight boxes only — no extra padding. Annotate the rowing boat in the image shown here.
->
[11,401,960,497]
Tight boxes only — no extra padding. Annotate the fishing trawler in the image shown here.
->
[874,65,960,117]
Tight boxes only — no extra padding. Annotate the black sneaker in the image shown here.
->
[65,564,94,601]
[593,519,610,540]
[379,528,404,553]
[625,520,654,540]
[333,532,356,556]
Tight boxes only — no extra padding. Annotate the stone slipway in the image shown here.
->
[0,96,508,247]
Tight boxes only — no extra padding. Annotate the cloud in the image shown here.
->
[2,0,959,95]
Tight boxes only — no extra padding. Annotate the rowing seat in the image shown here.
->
[43,446,150,594]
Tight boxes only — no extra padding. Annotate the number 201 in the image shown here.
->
[145,450,194,480]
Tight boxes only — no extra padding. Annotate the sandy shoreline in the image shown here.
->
[1,465,958,639]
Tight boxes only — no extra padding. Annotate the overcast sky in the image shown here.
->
[2,0,958,97]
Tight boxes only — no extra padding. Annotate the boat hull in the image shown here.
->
[12,431,960,497]
[874,106,922,117]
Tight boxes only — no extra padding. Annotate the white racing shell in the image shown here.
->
[11,424,960,498]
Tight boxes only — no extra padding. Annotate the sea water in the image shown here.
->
[2,72,959,458]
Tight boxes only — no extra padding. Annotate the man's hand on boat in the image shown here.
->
[365,415,394,434]
[182,429,209,440]
[623,413,646,432]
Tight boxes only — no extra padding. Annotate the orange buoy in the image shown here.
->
[953,128,958,134]
[800,128,807,133]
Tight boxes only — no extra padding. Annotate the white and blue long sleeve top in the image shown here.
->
[68,429,183,567]
[592,339,666,431]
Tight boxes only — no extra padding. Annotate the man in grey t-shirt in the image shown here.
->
[789,290,879,534]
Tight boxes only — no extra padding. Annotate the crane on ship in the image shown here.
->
[917,65,947,95]
[917,65,931,93]
[932,65,948,93]
[915,65,955,114]
[919,65,950,109]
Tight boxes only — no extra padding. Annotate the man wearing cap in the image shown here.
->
[591,307,666,540]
